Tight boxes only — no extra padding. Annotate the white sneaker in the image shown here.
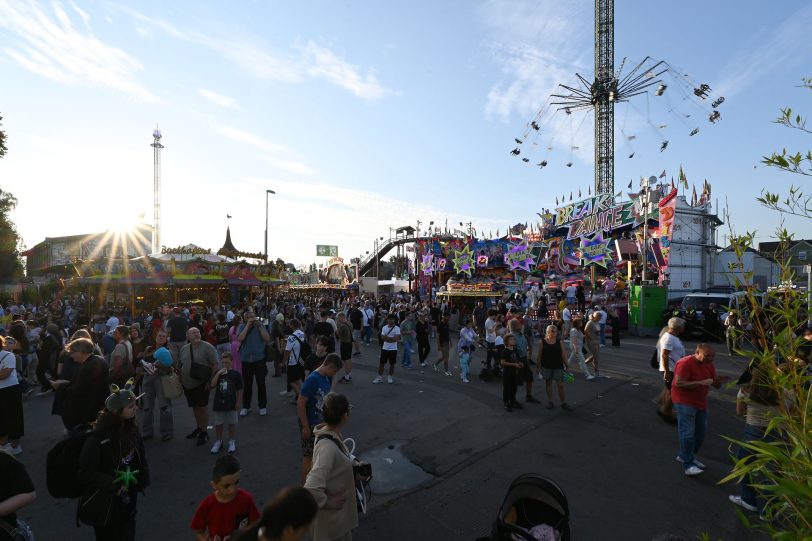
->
[684,466,704,476]
[420,362,427,368]
[586,375,596,380]
[432,364,439,372]
[239,408,249,417]
[279,390,293,396]
[372,376,384,384]
[462,377,470,383]
[728,495,757,512]
[387,376,394,384]
[227,440,237,454]
[210,440,223,454]
[259,408,268,416]
[676,456,705,469]
[444,371,452,377]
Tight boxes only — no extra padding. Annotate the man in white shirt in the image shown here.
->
[484,309,498,372]
[561,304,573,338]
[565,283,577,305]
[373,314,401,385]
[656,317,685,423]
[361,304,375,346]
[595,306,608,347]
[282,319,307,399]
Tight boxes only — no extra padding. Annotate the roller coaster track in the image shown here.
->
[357,234,461,277]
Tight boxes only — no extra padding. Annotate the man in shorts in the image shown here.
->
[296,353,343,483]
[373,314,401,384]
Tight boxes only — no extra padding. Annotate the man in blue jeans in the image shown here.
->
[671,344,727,476]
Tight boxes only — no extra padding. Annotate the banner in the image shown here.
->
[549,193,652,240]
[656,187,678,274]
[316,245,339,257]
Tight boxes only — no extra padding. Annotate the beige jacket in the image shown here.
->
[305,425,359,541]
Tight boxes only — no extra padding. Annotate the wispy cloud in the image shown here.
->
[218,126,289,154]
[232,177,515,264]
[301,41,392,100]
[124,9,392,100]
[254,155,315,176]
[478,0,589,121]
[715,2,812,97]
[198,88,239,109]
[0,1,160,103]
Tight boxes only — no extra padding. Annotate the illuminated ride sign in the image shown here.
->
[550,193,649,240]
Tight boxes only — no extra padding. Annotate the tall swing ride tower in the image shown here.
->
[594,0,615,196]
[512,0,724,199]
[151,127,164,255]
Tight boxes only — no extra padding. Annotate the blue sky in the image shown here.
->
[1,0,810,268]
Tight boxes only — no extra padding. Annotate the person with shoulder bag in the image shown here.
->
[138,330,176,442]
[179,328,218,447]
[304,392,363,541]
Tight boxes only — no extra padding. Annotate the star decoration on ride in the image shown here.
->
[113,466,140,490]
[451,246,474,276]
[421,253,435,276]
[505,242,535,272]
[579,232,612,268]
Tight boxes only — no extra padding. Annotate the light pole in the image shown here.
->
[374,237,383,298]
[264,189,276,263]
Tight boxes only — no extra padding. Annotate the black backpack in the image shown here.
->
[46,425,93,499]
[293,335,312,364]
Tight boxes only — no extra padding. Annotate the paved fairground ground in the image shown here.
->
[18,334,767,540]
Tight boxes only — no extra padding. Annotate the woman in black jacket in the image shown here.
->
[78,379,149,540]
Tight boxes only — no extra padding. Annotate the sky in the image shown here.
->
[1,0,811,269]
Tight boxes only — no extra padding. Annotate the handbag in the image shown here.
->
[188,344,212,384]
[160,370,184,399]
[650,348,659,369]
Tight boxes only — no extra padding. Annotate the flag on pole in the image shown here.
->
[555,197,559,205]
[659,169,666,178]
[691,185,698,206]
[671,177,676,190]
[627,179,633,189]
[588,186,592,195]
[679,166,688,190]
[578,188,582,197]
[569,192,572,201]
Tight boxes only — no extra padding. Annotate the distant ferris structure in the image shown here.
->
[151,127,164,255]
[510,0,725,197]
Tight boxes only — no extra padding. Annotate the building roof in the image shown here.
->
[758,239,812,253]
[217,227,239,257]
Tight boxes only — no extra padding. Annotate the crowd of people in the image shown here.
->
[0,284,809,538]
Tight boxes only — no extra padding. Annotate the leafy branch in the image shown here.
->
[757,185,812,219]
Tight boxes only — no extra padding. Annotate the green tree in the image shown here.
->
[758,78,812,218]
[0,188,25,281]
[0,113,7,158]
[720,78,812,540]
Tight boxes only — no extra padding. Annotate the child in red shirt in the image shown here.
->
[191,455,259,541]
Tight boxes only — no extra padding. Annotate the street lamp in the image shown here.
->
[640,177,656,283]
[264,189,276,263]
[374,237,383,298]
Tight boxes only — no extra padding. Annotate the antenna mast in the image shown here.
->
[151,127,164,254]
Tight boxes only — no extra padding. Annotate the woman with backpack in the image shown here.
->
[304,392,359,541]
[78,380,150,540]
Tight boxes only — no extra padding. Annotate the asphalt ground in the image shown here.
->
[13,334,766,540]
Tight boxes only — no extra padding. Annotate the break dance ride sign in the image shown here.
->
[551,193,650,240]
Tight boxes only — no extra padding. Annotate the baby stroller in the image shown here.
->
[477,473,570,541]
